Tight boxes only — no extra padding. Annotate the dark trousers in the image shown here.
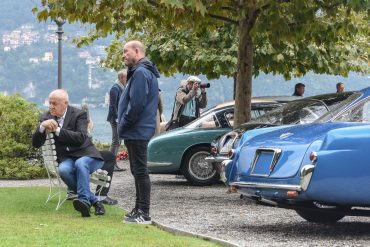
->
[179,115,196,127]
[109,121,121,156]
[95,150,115,196]
[124,140,151,214]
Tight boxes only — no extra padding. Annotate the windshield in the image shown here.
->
[186,110,221,128]
[249,92,357,125]
[185,103,283,129]
[315,92,361,122]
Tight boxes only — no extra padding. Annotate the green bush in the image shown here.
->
[0,94,46,179]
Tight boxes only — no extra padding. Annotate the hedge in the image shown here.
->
[0,94,46,179]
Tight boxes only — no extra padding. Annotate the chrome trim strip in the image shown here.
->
[230,181,302,191]
[147,162,173,167]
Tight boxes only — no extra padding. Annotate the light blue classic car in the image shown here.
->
[226,87,370,222]
[148,97,294,186]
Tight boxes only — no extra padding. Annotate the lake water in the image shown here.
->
[89,107,172,144]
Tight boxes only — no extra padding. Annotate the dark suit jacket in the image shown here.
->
[107,83,123,122]
[32,105,103,162]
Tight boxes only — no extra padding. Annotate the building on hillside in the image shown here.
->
[29,57,40,63]
[42,52,53,62]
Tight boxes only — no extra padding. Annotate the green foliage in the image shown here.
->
[33,0,370,125]
[0,94,46,179]
[0,158,46,179]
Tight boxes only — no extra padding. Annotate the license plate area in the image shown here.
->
[251,148,282,177]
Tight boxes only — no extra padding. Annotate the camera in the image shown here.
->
[199,83,210,88]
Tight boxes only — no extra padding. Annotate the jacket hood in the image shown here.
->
[127,57,160,80]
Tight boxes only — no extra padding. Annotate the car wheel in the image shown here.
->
[182,146,219,186]
[295,202,346,223]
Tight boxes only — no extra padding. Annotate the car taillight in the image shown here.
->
[309,151,317,162]
[228,149,235,159]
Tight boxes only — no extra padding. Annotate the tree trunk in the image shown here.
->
[233,72,237,100]
[234,5,255,128]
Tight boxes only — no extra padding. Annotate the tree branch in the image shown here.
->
[207,13,238,25]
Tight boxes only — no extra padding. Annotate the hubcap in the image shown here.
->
[188,151,216,180]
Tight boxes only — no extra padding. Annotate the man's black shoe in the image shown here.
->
[101,196,118,205]
[93,201,106,215]
[73,199,91,217]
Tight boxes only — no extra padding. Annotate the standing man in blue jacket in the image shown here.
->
[107,69,127,172]
[118,40,159,224]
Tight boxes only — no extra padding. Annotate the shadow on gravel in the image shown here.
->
[245,221,370,238]
[151,180,226,187]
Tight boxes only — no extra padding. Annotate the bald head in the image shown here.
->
[123,40,146,67]
[49,89,69,102]
[48,89,69,117]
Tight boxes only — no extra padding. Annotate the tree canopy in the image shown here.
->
[34,0,370,126]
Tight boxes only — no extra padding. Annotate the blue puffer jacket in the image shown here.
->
[117,58,159,140]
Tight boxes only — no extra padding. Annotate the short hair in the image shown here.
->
[125,40,146,55]
[117,69,127,79]
[295,83,305,89]
[336,82,344,88]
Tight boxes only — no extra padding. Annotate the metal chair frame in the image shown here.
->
[41,133,111,210]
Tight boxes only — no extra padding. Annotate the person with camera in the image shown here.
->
[168,76,208,129]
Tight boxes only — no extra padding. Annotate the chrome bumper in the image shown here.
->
[228,163,315,192]
[229,181,302,191]
[205,155,229,164]
[300,164,315,191]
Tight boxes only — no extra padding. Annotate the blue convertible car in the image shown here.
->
[226,87,370,222]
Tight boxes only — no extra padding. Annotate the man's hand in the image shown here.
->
[201,88,206,94]
[41,119,58,132]
[193,82,199,92]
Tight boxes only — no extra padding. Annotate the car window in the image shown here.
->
[226,106,281,127]
[298,104,330,124]
[315,92,361,122]
[334,97,370,123]
[186,112,219,128]
[250,92,358,126]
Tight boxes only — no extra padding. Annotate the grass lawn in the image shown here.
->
[0,187,219,247]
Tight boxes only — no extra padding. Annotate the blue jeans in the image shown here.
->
[58,157,103,205]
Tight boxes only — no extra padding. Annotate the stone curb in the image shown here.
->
[120,206,239,247]
[151,220,240,247]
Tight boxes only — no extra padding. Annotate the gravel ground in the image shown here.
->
[3,160,370,247]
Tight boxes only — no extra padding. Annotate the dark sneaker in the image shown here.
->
[124,209,151,224]
[101,196,118,205]
[93,201,106,215]
[124,208,138,220]
[73,199,91,217]
[66,190,78,200]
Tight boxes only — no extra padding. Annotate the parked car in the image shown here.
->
[206,92,357,177]
[225,86,370,222]
[147,97,295,186]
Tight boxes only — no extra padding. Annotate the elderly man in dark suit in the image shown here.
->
[32,89,105,217]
